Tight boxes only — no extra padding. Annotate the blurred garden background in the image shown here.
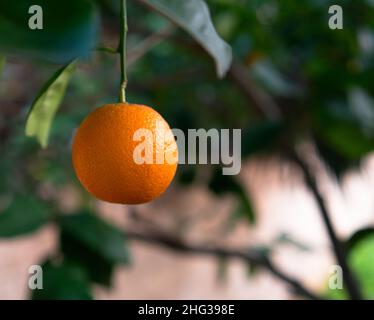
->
[1,0,374,299]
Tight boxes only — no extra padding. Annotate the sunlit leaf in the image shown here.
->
[327,230,374,299]
[346,227,374,253]
[140,0,232,77]
[348,232,374,299]
[25,61,76,148]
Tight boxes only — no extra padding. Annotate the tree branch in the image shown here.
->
[227,57,363,300]
[289,149,363,300]
[124,229,322,300]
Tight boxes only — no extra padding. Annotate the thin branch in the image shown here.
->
[119,0,128,103]
[289,149,363,300]
[124,229,322,300]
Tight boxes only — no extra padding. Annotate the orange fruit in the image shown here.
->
[72,103,178,204]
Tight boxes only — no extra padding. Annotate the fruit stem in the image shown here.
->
[119,0,128,103]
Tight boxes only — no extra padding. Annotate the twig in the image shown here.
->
[119,0,128,103]
[124,229,322,300]
[289,149,363,300]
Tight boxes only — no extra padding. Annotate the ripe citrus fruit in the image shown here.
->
[72,103,178,204]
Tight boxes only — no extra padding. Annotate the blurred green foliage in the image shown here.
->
[327,230,374,299]
[0,195,50,237]
[32,260,93,300]
[0,0,98,62]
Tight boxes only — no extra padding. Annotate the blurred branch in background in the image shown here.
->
[124,227,321,300]
[229,54,363,299]
[127,24,175,67]
[228,51,363,300]
[289,148,363,300]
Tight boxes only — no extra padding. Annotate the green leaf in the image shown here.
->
[60,211,130,264]
[25,61,76,148]
[346,227,374,254]
[0,0,98,62]
[322,122,374,159]
[314,135,360,179]
[0,195,50,238]
[60,230,115,286]
[313,102,374,177]
[140,0,232,77]
[326,228,374,299]
[348,233,374,299]
[31,260,92,300]
[59,211,130,285]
